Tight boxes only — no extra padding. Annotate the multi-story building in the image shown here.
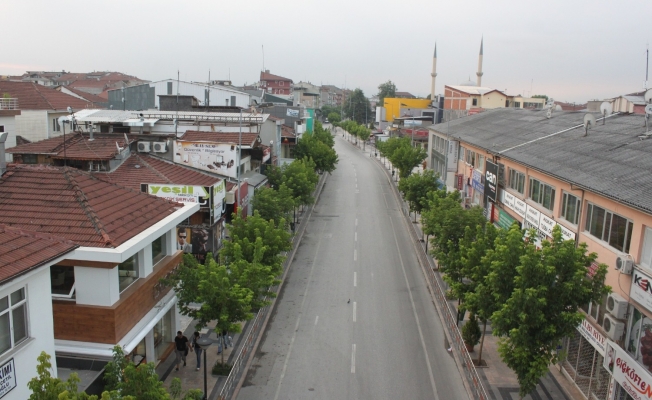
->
[259,70,293,96]
[427,102,652,400]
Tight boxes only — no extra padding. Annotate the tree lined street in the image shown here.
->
[237,129,466,399]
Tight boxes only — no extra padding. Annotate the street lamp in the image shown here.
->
[236,109,242,217]
[194,335,213,400]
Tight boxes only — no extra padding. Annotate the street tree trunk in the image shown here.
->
[477,319,487,365]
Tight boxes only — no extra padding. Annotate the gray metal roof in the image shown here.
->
[240,171,268,187]
[430,108,652,214]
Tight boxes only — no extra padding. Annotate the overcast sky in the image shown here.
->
[3,0,650,103]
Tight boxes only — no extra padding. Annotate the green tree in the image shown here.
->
[532,94,549,101]
[264,165,284,190]
[357,126,371,150]
[251,184,294,227]
[282,158,319,208]
[397,169,441,221]
[377,80,397,105]
[293,133,338,174]
[387,138,427,179]
[327,112,341,124]
[343,88,371,124]
[491,225,610,397]
[29,352,97,400]
[166,253,254,364]
[313,122,335,148]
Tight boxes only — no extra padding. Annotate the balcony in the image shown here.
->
[0,98,18,110]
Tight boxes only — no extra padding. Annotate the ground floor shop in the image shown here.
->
[561,328,611,400]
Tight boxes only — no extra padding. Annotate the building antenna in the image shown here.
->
[646,43,649,90]
[175,69,179,136]
[262,45,265,72]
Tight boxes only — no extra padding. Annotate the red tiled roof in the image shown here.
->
[94,153,221,191]
[0,224,78,284]
[0,81,93,110]
[0,165,181,248]
[7,132,132,160]
[260,71,293,83]
[62,86,107,105]
[281,125,296,138]
[179,131,260,147]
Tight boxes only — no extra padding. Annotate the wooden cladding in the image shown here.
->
[52,251,182,344]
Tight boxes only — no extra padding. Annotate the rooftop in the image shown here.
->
[0,224,78,284]
[0,165,182,248]
[94,153,222,191]
[178,131,261,147]
[446,85,505,96]
[430,108,652,214]
[0,81,95,110]
[6,132,132,160]
[260,71,293,83]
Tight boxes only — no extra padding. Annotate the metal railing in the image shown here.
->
[0,98,18,110]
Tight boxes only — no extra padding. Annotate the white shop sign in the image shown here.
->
[539,214,556,237]
[514,198,527,218]
[577,318,606,356]
[604,340,652,399]
[525,205,541,227]
[503,191,515,209]
[631,269,652,312]
[0,359,16,398]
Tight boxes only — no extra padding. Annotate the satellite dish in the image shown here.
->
[645,104,652,115]
[645,89,652,104]
[600,102,613,125]
[583,113,596,137]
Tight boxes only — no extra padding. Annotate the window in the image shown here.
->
[119,254,139,292]
[529,177,555,210]
[0,287,28,354]
[508,169,525,194]
[50,265,75,300]
[585,203,633,253]
[515,102,521,108]
[52,118,61,132]
[458,146,465,161]
[561,192,581,225]
[0,126,4,133]
[167,82,173,95]
[465,149,476,167]
[641,227,652,270]
[472,98,478,106]
[477,154,485,172]
[21,154,38,164]
[152,234,166,265]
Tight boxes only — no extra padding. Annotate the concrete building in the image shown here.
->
[427,104,652,400]
[259,70,293,96]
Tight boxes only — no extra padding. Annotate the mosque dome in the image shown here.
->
[460,79,477,86]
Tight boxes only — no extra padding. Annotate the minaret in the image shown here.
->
[430,43,437,104]
[476,37,484,87]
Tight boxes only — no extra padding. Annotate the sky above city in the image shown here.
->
[3,0,650,103]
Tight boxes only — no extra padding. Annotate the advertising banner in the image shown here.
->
[0,359,16,398]
[145,184,209,205]
[494,208,518,230]
[471,169,484,193]
[514,197,527,218]
[525,205,541,227]
[457,174,464,190]
[176,227,193,253]
[631,269,652,312]
[485,160,498,203]
[604,340,652,399]
[577,318,606,356]
[173,141,238,179]
[262,147,271,163]
[286,108,299,118]
[447,141,459,172]
[211,181,226,224]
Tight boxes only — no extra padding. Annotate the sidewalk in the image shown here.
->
[341,129,584,400]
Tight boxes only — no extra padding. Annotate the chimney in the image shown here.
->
[265,69,270,74]
[0,132,8,176]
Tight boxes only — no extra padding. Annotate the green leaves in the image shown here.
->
[377,137,426,179]
[377,80,397,105]
[342,88,371,124]
[398,169,441,216]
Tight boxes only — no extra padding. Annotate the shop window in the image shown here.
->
[477,154,485,172]
[50,265,75,300]
[119,254,139,292]
[154,308,173,360]
[0,287,28,355]
[508,169,525,194]
[529,177,555,211]
[151,234,166,266]
[465,149,476,167]
[585,203,633,253]
[561,192,581,225]
[626,306,652,373]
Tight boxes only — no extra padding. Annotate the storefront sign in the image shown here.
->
[457,174,464,190]
[631,270,652,312]
[577,319,606,355]
[447,141,459,172]
[146,184,209,204]
[559,224,577,242]
[471,169,484,193]
[286,108,299,118]
[262,147,271,163]
[173,141,239,179]
[0,359,16,398]
[503,191,516,209]
[211,181,226,224]
[494,208,518,230]
[539,214,556,237]
[525,205,541,227]
[514,198,527,218]
[604,340,652,399]
[485,160,498,203]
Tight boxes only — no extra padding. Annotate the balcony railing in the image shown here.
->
[0,98,18,110]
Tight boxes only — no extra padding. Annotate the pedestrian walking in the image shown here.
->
[174,331,189,371]
[191,331,203,371]
[223,329,232,348]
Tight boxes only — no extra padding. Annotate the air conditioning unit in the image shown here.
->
[606,293,629,319]
[137,142,151,152]
[615,254,634,274]
[152,142,167,153]
[602,314,625,341]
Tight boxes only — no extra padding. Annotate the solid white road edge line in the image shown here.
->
[389,216,440,400]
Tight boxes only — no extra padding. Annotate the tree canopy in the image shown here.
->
[343,88,371,124]
[398,169,441,219]
[377,80,397,105]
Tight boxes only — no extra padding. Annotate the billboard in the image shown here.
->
[145,184,209,205]
[211,181,226,224]
[173,141,238,178]
[484,160,498,203]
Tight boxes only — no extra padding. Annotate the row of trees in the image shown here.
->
[402,181,610,397]
[337,120,371,149]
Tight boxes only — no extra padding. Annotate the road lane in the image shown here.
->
[237,130,468,400]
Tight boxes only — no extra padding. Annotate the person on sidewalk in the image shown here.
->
[174,331,190,371]
[192,331,203,371]
[222,329,232,348]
